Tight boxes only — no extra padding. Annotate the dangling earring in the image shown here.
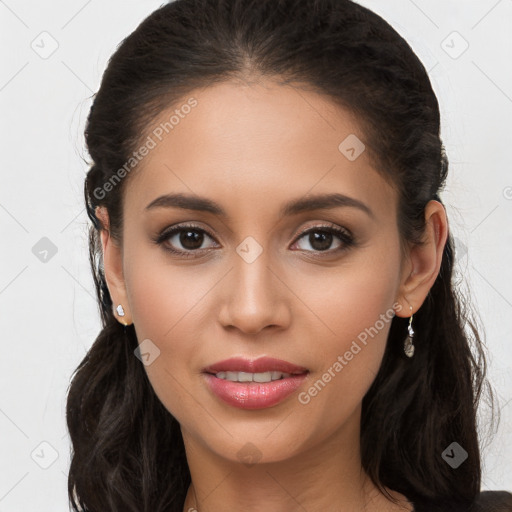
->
[404,305,415,358]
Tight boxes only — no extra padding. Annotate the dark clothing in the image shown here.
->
[470,492,512,512]
[412,491,512,512]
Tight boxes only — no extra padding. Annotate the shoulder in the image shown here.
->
[470,490,512,512]
[412,491,512,512]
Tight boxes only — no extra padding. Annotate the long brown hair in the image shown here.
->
[66,1,496,510]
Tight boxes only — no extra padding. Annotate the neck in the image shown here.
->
[180,410,411,512]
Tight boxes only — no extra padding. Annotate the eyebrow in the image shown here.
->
[145,192,374,219]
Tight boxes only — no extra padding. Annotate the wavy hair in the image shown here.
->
[66,0,496,510]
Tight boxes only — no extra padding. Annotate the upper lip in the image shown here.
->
[203,357,308,375]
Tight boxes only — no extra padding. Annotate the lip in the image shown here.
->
[202,357,309,410]
[203,356,308,375]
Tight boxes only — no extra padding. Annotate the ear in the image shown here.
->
[95,206,133,326]
[395,200,449,317]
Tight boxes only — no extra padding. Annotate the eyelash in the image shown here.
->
[152,222,355,259]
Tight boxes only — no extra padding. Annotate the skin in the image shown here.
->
[96,78,448,512]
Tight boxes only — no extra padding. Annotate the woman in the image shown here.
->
[65,0,512,510]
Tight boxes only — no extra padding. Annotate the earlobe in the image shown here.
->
[95,206,133,326]
[395,200,448,318]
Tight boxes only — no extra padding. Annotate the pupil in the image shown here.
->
[310,231,332,251]
[180,230,203,250]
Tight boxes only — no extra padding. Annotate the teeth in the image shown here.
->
[215,371,291,382]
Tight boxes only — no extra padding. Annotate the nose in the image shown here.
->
[218,249,291,335]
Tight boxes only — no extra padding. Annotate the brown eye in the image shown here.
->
[174,229,205,250]
[291,225,354,254]
[155,223,218,257]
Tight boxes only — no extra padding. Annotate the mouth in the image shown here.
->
[212,370,297,383]
[202,357,309,409]
[203,356,309,375]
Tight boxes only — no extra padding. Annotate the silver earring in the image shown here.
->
[116,304,125,317]
[404,306,415,358]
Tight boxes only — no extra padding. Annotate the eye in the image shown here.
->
[290,224,354,254]
[153,222,355,258]
[153,223,218,257]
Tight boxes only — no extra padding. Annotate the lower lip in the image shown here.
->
[203,373,308,409]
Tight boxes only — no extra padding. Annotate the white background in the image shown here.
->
[1,0,511,510]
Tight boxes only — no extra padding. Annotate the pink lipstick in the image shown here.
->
[202,357,309,409]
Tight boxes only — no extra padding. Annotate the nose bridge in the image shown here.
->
[219,238,289,332]
[236,248,273,300]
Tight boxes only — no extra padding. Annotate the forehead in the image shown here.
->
[124,79,397,222]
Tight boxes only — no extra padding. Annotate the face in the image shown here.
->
[117,79,406,465]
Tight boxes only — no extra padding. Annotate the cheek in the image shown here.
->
[123,246,219,418]
[303,255,399,351]
[298,247,400,405]
[124,240,212,341]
